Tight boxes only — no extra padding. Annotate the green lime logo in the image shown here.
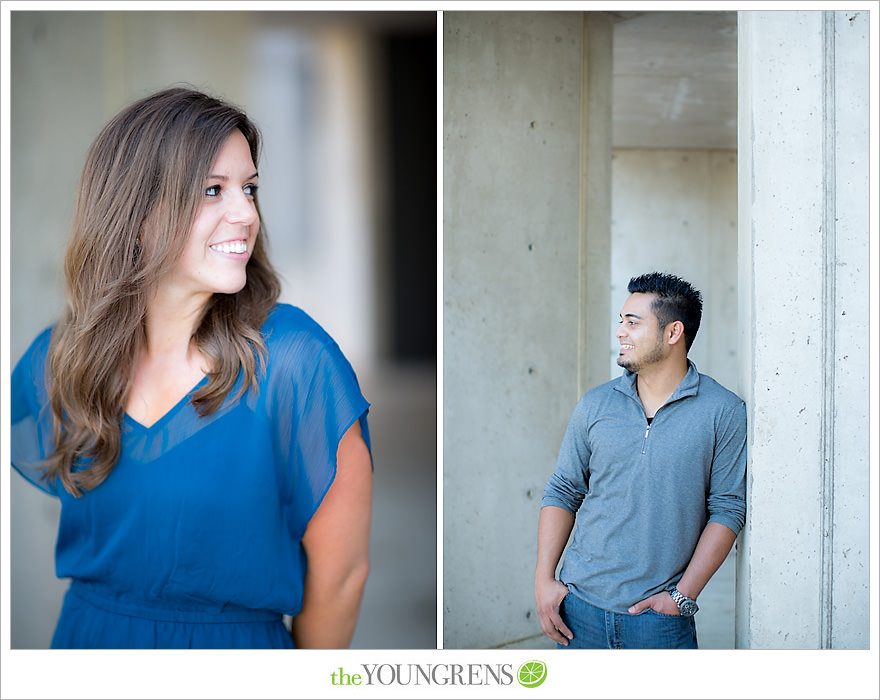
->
[517,660,547,688]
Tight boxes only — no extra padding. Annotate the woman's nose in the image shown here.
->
[226,193,258,226]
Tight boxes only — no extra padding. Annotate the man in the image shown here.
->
[535,272,746,649]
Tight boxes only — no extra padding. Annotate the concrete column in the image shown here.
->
[443,11,612,648]
[736,10,869,649]
[579,14,612,396]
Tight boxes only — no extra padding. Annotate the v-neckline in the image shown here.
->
[124,375,209,433]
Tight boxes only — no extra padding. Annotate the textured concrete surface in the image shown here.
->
[737,10,869,649]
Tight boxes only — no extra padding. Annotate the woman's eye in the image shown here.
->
[205,185,221,197]
[244,184,258,197]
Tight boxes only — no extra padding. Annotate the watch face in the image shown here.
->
[680,599,699,617]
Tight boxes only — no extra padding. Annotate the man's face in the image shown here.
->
[615,293,667,373]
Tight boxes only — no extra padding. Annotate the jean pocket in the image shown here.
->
[559,582,573,601]
[644,607,682,619]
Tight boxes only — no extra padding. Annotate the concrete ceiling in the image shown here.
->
[612,11,737,150]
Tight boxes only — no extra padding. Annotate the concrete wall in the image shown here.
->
[610,149,739,394]
[444,8,871,653]
[736,10,869,649]
[443,11,612,648]
[443,10,744,650]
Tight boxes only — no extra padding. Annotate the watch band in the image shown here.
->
[668,586,699,616]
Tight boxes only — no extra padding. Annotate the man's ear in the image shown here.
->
[666,320,685,346]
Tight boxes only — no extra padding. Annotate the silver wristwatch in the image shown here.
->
[668,586,699,616]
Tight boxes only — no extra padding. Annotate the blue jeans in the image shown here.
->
[557,591,698,649]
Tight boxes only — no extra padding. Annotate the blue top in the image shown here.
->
[11,303,371,648]
[542,362,746,614]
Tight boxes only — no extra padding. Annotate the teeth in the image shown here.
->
[211,240,247,254]
[621,344,634,349]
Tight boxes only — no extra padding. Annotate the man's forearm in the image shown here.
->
[675,521,737,600]
[535,505,575,581]
[535,505,577,644]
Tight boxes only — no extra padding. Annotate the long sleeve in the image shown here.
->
[706,399,747,534]
[541,398,590,514]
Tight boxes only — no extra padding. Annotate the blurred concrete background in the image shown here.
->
[7,10,437,649]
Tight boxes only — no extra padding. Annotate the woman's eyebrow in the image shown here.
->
[207,171,259,180]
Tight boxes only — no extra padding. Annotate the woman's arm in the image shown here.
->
[291,420,373,648]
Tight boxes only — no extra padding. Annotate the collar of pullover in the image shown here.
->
[615,359,701,406]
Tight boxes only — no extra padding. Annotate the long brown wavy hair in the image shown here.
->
[45,87,281,496]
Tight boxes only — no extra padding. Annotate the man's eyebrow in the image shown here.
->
[621,312,643,320]
[207,171,259,181]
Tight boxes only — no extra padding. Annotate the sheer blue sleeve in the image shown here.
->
[11,328,59,497]
[267,306,371,539]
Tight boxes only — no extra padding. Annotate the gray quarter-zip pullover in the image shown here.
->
[542,361,747,614]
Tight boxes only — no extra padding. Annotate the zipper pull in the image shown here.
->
[642,423,651,454]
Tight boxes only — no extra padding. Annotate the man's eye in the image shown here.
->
[205,185,221,197]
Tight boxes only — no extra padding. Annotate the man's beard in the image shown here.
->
[617,336,665,373]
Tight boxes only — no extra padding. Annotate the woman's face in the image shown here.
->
[162,129,260,304]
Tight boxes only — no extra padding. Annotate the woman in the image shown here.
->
[11,87,373,649]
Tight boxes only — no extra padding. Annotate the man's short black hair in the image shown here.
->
[627,272,703,352]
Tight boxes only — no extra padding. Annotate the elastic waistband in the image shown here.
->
[68,580,282,624]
